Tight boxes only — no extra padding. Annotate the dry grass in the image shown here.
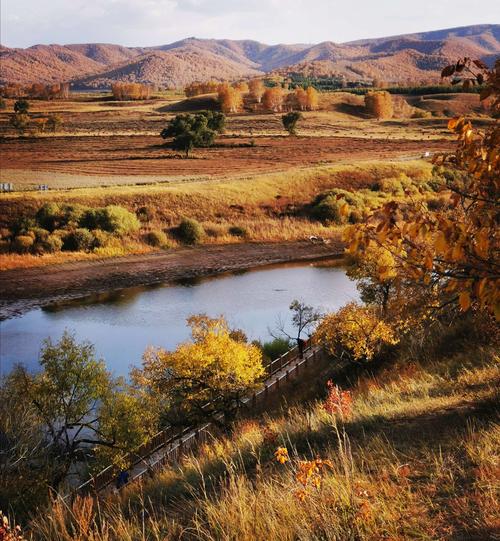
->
[0,161,433,270]
[25,329,499,540]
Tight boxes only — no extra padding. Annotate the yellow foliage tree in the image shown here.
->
[364,91,393,119]
[306,86,319,110]
[133,315,264,427]
[218,85,243,113]
[295,88,308,110]
[263,87,284,112]
[233,81,249,93]
[249,79,265,103]
[315,302,399,362]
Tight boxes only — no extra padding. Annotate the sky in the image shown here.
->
[1,0,499,48]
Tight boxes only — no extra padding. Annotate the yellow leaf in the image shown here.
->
[340,203,349,218]
[424,253,433,270]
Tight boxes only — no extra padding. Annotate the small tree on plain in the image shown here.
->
[282,111,302,135]
[161,111,225,158]
[14,99,29,114]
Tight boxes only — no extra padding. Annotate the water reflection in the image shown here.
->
[0,260,359,377]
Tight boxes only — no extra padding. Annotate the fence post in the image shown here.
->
[264,384,268,401]
[252,392,256,408]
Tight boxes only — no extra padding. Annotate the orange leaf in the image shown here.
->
[459,291,471,311]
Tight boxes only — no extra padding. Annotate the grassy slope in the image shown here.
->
[30,322,499,540]
[0,161,431,270]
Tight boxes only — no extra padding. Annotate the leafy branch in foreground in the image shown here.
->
[345,58,499,318]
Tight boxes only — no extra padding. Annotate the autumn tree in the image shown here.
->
[218,85,243,113]
[282,111,302,135]
[316,302,399,362]
[306,86,319,110]
[347,59,499,318]
[10,112,29,134]
[133,315,264,427]
[160,111,225,157]
[46,113,63,133]
[364,91,393,119]
[233,81,249,93]
[295,87,308,110]
[263,86,284,112]
[249,79,265,103]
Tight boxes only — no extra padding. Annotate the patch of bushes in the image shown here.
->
[178,218,204,245]
[8,202,143,255]
[309,188,364,224]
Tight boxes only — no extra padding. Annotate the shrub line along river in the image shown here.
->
[0,259,359,377]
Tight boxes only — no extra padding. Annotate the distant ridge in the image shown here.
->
[1,24,498,88]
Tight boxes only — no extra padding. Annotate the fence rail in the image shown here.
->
[74,339,321,495]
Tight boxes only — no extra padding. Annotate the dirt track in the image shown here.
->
[0,240,343,320]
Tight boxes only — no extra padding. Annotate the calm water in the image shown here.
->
[0,261,358,377]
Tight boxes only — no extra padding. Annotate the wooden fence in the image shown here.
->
[74,340,322,495]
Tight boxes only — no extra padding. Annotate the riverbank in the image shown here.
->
[0,240,343,320]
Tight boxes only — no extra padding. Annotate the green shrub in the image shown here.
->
[145,230,169,248]
[228,225,248,238]
[261,337,293,361]
[30,227,50,242]
[36,203,61,231]
[178,218,204,245]
[81,206,140,235]
[310,188,366,224]
[13,235,34,253]
[62,228,95,252]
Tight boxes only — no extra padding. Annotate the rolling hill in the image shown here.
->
[0,24,498,89]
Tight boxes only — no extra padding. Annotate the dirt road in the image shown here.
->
[0,240,343,320]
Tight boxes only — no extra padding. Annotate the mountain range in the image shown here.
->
[1,24,499,89]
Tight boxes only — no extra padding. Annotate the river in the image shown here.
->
[0,260,359,377]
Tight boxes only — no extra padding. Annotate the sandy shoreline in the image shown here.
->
[0,240,344,320]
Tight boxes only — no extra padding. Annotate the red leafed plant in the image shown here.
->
[323,380,353,419]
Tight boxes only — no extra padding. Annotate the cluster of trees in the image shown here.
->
[111,82,153,100]
[215,80,319,114]
[160,110,225,157]
[184,80,220,97]
[0,82,70,99]
[218,83,244,113]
